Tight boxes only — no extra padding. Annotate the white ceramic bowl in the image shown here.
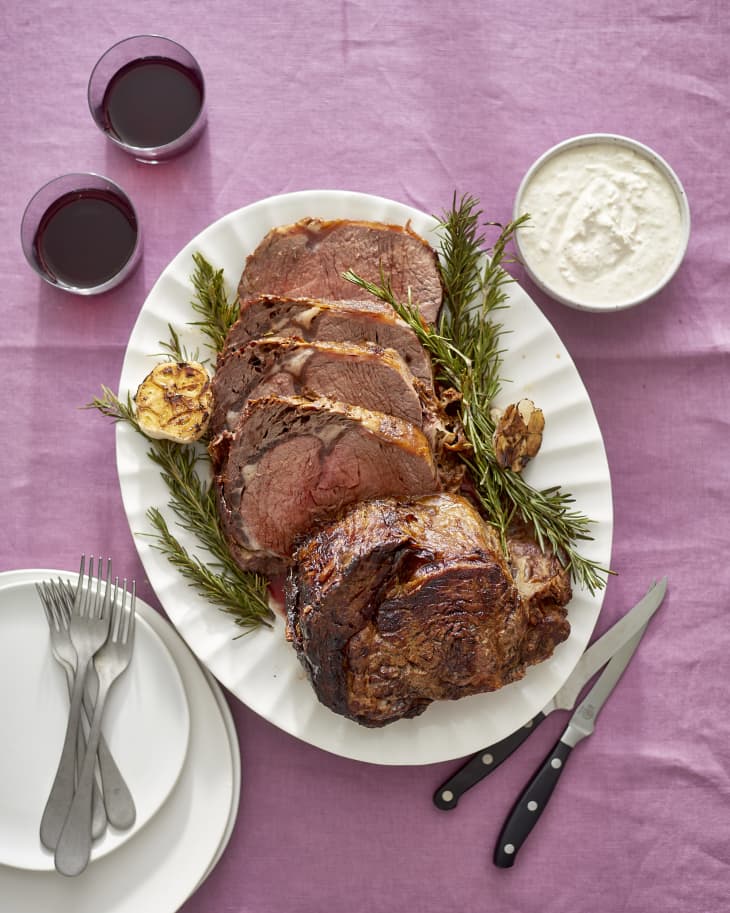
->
[513,133,691,312]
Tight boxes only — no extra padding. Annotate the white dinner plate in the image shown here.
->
[192,664,241,893]
[116,189,613,766]
[0,571,190,870]
[0,569,240,912]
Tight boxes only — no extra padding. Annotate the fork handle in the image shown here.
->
[55,678,113,876]
[81,666,135,829]
[40,651,91,850]
[62,666,106,839]
[97,736,136,830]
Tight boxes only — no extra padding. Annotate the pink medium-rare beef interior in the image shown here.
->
[214,395,440,574]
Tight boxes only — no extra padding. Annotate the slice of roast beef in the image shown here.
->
[209,337,425,439]
[213,395,440,576]
[238,219,443,324]
[286,494,571,727]
[223,295,433,386]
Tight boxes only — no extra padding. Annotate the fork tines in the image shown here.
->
[75,554,112,618]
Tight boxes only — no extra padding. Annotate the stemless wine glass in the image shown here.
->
[21,173,142,295]
[88,35,207,164]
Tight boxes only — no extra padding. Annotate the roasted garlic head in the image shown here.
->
[135,361,212,443]
[492,399,545,473]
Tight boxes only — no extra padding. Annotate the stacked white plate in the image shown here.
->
[0,568,240,912]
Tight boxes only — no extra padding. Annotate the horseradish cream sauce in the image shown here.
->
[516,141,684,308]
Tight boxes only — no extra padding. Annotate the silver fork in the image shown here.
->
[51,578,136,831]
[40,555,113,851]
[55,577,136,877]
[36,582,107,840]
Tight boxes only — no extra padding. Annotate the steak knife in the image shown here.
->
[493,623,650,867]
[433,578,667,810]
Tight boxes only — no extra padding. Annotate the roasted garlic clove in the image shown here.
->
[492,399,545,472]
[134,361,212,443]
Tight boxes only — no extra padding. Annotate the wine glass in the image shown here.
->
[87,35,207,164]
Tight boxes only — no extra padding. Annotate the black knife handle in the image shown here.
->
[433,712,547,810]
[493,738,573,868]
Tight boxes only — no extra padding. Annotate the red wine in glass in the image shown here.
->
[88,37,207,162]
[101,57,204,149]
[30,187,138,290]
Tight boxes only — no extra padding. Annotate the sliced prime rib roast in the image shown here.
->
[208,216,570,724]
[223,295,434,386]
[212,395,440,576]
[209,337,426,439]
[238,219,443,325]
[286,493,571,727]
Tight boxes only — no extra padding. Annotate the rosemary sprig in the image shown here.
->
[89,256,272,631]
[87,385,273,631]
[155,323,200,363]
[344,194,610,595]
[88,385,140,429]
[145,508,269,632]
[189,252,240,353]
[144,439,272,630]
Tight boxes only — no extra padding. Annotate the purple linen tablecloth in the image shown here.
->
[1,2,728,911]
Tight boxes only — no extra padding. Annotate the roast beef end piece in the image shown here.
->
[238,219,443,324]
[344,563,521,725]
[215,395,440,575]
[287,493,572,727]
[507,525,572,666]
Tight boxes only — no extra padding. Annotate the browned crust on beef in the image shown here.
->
[286,494,571,727]
[506,523,572,662]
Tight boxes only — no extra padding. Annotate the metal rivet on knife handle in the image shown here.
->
[432,713,547,811]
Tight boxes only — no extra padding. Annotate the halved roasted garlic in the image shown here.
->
[492,399,544,473]
[134,361,212,443]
